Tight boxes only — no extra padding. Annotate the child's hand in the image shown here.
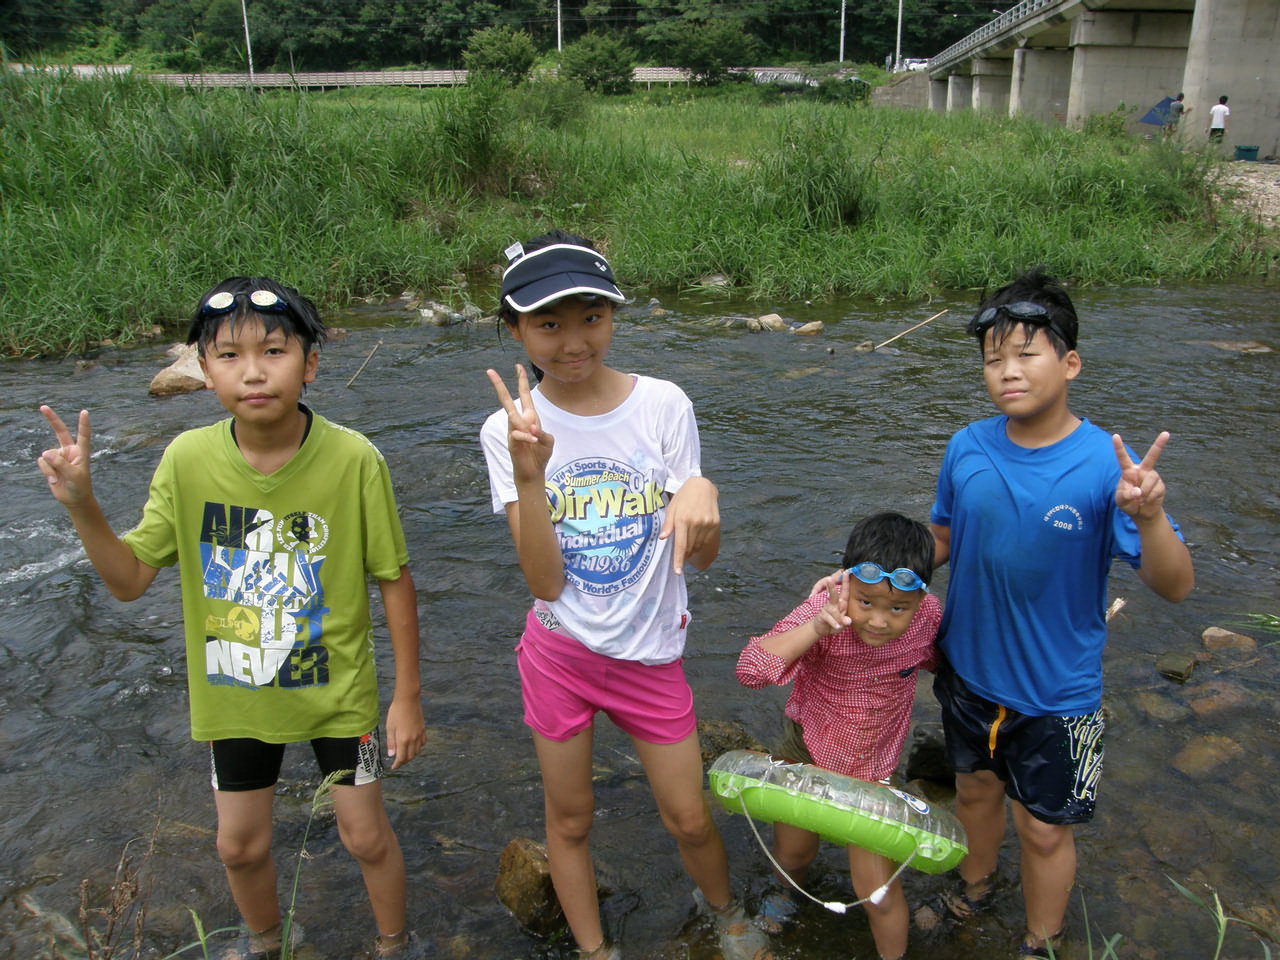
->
[660,476,720,574]
[385,694,426,770]
[37,405,94,507]
[811,570,853,636]
[487,364,554,483]
[1113,431,1171,521]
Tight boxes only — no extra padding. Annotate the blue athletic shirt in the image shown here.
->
[931,416,1177,716]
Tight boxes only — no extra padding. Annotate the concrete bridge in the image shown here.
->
[916,0,1278,157]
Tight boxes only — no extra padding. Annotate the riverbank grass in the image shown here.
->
[1,71,1272,355]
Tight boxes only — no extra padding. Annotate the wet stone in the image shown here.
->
[1201,626,1257,651]
[149,343,205,396]
[793,320,825,335]
[697,718,767,769]
[1154,651,1198,683]
[1188,680,1251,718]
[494,837,565,938]
[1132,690,1193,724]
[1172,734,1244,777]
[904,722,953,784]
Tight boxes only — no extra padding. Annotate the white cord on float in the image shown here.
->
[735,792,918,914]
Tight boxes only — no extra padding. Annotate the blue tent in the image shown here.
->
[1140,96,1176,125]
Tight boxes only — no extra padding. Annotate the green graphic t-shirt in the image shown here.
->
[123,412,409,742]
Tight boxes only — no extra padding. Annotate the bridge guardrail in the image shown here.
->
[928,0,1059,71]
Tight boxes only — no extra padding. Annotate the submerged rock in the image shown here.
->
[1173,734,1244,777]
[1154,651,1197,683]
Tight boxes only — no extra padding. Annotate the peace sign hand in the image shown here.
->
[37,405,95,507]
[1113,431,1171,521]
[486,364,554,483]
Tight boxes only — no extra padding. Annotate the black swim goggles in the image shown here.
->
[200,289,290,316]
[971,300,1076,350]
[846,561,928,593]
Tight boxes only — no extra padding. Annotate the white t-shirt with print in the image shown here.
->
[481,375,701,664]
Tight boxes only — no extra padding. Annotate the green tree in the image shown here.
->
[463,24,537,86]
[558,32,634,95]
[667,18,759,86]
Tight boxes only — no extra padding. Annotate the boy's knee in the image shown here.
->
[338,816,396,864]
[1017,818,1072,860]
[216,829,272,870]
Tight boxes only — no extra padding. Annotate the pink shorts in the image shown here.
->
[517,608,697,744]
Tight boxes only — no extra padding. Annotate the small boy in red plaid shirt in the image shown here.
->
[736,512,941,960]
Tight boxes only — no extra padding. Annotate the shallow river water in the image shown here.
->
[1,283,1277,960]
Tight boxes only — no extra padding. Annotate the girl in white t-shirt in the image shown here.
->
[480,230,770,960]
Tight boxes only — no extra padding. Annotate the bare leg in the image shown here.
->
[953,769,1006,888]
[630,731,730,907]
[330,781,406,938]
[213,786,280,934]
[848,846,907,960]
[1011,802,1074,947]
[532,728,605,952]
[771,822,819,884]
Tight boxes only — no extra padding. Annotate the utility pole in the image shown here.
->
[240,0,255,80]
[894,0,904,71]
[557,0,563,51]
[839,0,847,63]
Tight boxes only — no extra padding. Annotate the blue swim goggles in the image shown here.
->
[200,289,290,316]
[846,561,929,593]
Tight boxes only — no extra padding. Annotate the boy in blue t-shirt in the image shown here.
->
[918,267,1193,956]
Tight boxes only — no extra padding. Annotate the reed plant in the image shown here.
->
[60,771,348,960]
[2,70,1271,355]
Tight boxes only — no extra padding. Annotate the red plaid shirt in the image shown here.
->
[737,591,942,781]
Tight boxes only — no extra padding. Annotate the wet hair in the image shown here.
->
[186,276,326,357]
[496,228,609,382]
[840,512,934,588]
[967,265,1078,358]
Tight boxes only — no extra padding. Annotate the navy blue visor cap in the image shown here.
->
[500,243,625,313]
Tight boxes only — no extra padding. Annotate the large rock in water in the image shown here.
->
[494,837,565,938]
[149,343,206,396]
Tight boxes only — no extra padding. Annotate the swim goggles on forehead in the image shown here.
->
[971,300,1076,350]
[846,561,928,593]
[200,289,290,316]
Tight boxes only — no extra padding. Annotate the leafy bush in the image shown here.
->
[668,20,761,86]
[463,26,538,87]
[815,75,871,105]
[559,33,636,95]
[513,76,589,129]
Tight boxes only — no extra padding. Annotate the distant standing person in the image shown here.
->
[1164,92,1189,137]
[1206,95,1229,143]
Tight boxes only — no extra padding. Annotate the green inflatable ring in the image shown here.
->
[708,750,967,874]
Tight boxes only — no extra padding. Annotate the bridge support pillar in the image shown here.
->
[971,57,1012,113]
[1181,0,1280,157]
[947,74,973,112]
[1065,11,1191,128]
[1010,47,1071,125]
[929,77,948,113]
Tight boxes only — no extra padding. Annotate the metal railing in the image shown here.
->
[928,0,1063,71]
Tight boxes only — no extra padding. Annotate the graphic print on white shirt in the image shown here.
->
[547,455,664,596]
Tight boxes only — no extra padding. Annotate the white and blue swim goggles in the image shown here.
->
[846,561,928,593]
[200,289,290,316]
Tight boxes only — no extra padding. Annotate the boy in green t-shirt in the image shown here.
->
[37,277,427,960]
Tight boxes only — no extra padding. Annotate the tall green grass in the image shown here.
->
[1,70,1272,355]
